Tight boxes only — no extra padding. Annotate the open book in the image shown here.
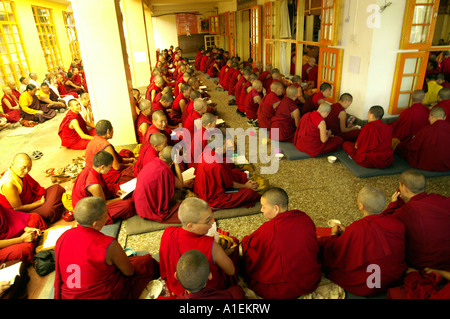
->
[0,261,22,285]
[199,85,207,90]
[215,119,225,126]
[182,167,196,181]
[119,178,137,199]
[234,155,249,165]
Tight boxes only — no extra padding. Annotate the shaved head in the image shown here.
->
[369,105,384,120]
[400,170,426,194]
[176,250,210,293]
[149,132,167,147]
[152,110,166,121]
[139,99,152,112]
[358,186,386,214]
[318,103,331,113]
[178,197,211,226]
[262,187,289,210]
[438,88,450,100]
[201,113,216,128]
[159,146,173,164]
[10,153,32,178]
[411,90,425,103]
[13,153,31,163]
[193,98,207,113]
[74,197,107,227]
[430,106,446,119]
[286,85,298,99]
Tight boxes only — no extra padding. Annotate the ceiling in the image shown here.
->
[144,0,233,16]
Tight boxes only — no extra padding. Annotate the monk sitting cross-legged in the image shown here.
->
[135,99,152,145]
[72,151,136,225]
[58,99,95,150]
[319,186,407,297]
[342,105,394,168]
[54,197,159,299]
[241,187,322,299]
[159,197,240,297]
[19,84,57,123]
[301,82,332,117]
[1,86,21,124]
[432,87,450,123]
[85,120,135,194]
[175,250,245,299]
[194,128,261,210]
[257,81,284,132]
[383,170,450,271]
[133,146,188,223]
[141,110,174,149]
[0,153,66,223]
[294,103,344,157]
[391,90,430,151]
[270,85,301,142]
[324,93,361,142]
[133,132,167,178]
[396,106,450,172]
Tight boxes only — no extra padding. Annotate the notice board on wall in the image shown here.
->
[176,13,198,35]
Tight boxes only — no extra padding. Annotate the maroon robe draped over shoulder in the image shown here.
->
[58,110,93,150]
[270,96,299,142]
[392,103,430,143]
[257,92,281,130]
[324,102,361,142]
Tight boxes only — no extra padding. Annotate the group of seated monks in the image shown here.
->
[0,59,88,131]
[195,44,450,172]
[0,45,449,299]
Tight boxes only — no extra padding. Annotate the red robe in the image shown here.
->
[0,205,47,264]
[133,143,158,177]
[172,93,188,120]
[342,120,394,168]
[195,50,203,70]
[383,192,450,271]
[85,135,134,194]
[207,60,220,78]
[174,77,185,97]
[234,76,247,111]
[54,225,157,299]
[193,149,261,209]
[200,55,208,72]
[219,65,230,86]
[0,170,65,223]
[432,99,450,123]
[392,103,430,143]
[204,57,215,75]
[58,110,93,150]
[135,112,152,144]
[1,95,21,123]
[387,270,450,299]
[159,226,238,296]
[319,213,406,297]
[301,92,323,117]
[257,91,281,130]
[324,102,361,142]
[141,124,173,149]
[270,96,298,142]
[181,99,194,127]
[403,120,450,171]
[228,70,241,96]
[145,83,162,102]
[222,67,235,91]
[153,101,179,126]
[242,210,322,299]
[259,71,271,91]
[244,88,262,120]
[294,110,343,157]
[238,80,252,113]
[132,158,179,223]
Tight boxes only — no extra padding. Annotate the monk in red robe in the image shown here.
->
[55,74,78,99]
[387,267,450,299]
[54,197,158,299]
[72,151,135,225]
[193,130,261,209]
[301,82,332,117]
[200,51,209,73]
[222,62,237,92]
[181,90,201,127]
[0,204,47,264]
[195,47,205,70]
[0,153,65,223]
[153,93,181,127]
[19,84,57,123]
[189,113,216,168]
[259,64,273,92]
[432,87,450,123]
[303,57,318,90]
[294,103,344,157]
[242,187,322,299]
[1,87,21,123]
[146,75,165,104]
[270,85,301,142]
[159,197,239,296]
[134,133,167,178]
[383,170,450,271]
[141,110,174,150]
[392,90,430,150]
[133,146,185,223]
[228,66,241,102]
[85,120,135,194]
[234,68,251,114]
[257,81,284,131]
[319,186,406,297]
[397,106,450,171]
[244,79,264,123]
[343,105,394,168]
[63,72,84,96]
[175,250,245,299]
[218,60,232,89]
[172,83,191,122]
[58,99,94,150]
[324,93,361,142]
[184,98,207,140]
[135,99,152,144]
[174,71,191,97]
[264,69,281,95]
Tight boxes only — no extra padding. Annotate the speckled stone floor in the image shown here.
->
[122,72,450,256]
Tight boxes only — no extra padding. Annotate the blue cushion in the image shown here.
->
[277,141,329,160]
[100,220,122,238]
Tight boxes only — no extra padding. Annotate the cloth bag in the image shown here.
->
[34,249,55,276]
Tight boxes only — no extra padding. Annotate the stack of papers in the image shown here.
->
[199,85,207,90]
[43,226,73,249]
[216,119,225,125]
[182,167,196,181]
[119,178,137,199]
[234,155,249,165]
[0,262,22,285]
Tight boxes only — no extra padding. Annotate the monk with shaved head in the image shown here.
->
[432,87,450,123]
[294,102,344,157]
[54,197,159,299]
[384,170,450,271]
[270,85,301,142]
[135,98,152,144]
[134,132,167,177]
[141,110,173,149]
[397,106,450,171]
[1,86,21,123]
[242,187,322,299]
[320,186,406,297]
[159,197,239,297]
[0,153,65,223]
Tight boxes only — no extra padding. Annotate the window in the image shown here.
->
[204,35,219,50]
[250,6,261,65]
[0,0,30,87]
[62,11,81,61]
[400,0,440,50]
[264,1,272,39]
[321,0,340,46]
[32,5,63,72]
[229,12,236,57]
[265,41,273,65]
[389,52,429,115]
[209,15,219,34]
[317,46,343,102]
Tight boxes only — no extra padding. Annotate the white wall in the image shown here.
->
[152,14,179,51]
